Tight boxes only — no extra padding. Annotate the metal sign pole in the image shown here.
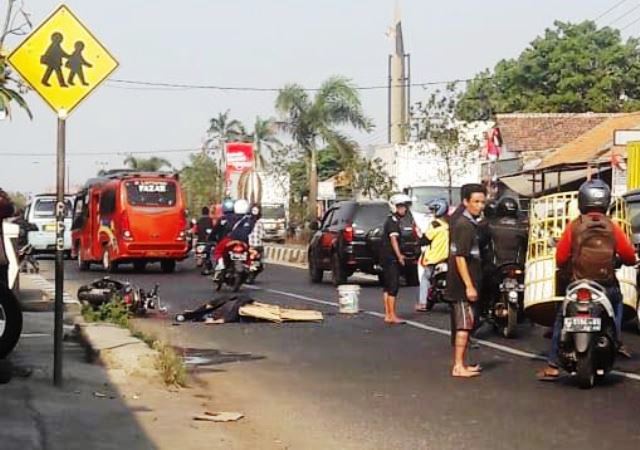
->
[53,115,66,387]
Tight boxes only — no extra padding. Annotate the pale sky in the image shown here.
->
[0,0,630,193]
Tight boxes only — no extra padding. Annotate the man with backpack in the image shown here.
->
[538,179,637,381]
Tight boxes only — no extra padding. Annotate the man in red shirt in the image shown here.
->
[538,179,636,381]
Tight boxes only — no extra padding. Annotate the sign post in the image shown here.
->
[7,4,118,387]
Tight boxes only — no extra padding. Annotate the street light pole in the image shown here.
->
[53,115,66,387]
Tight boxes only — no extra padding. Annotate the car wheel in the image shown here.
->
[0,284,23,359]
[161,260,176,274]
[332,253,347,286]
[77,251,90,271]
[309,252,323,283]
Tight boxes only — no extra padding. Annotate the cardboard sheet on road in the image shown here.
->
[239,302,323,323]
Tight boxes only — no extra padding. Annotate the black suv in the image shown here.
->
[308,201,420,285]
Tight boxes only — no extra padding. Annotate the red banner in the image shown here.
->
[224,142,254,196]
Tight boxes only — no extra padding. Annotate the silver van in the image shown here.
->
[25,194,73,256]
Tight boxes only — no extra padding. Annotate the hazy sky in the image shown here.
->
[0,0,630,193]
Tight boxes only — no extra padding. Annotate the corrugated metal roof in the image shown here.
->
[538,113,640,170]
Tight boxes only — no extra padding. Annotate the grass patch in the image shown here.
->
[81,297,130,328]
[153,341,188,387]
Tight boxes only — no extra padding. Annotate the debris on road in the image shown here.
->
[193,411,244,423]
[93,391,107,398]
[175,295,323,324]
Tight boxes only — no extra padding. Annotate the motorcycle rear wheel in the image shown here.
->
[576,346,596,389]
[0,284,23,359]
[502,303,518,338]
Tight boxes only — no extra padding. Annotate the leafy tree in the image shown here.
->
[123,156,172,172]
[458,21,640,120]
[7,191,27,211]
[412,85,480,203]
[206,110,245,150]
[0,0,32,119]
[351,157,395,200]
[276,76,373,220]
[244,116,281,170]
[180,153,222,215]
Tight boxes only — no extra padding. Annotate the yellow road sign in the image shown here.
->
[7,4,118,116]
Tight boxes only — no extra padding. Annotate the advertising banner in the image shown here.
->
[225,142,255,197]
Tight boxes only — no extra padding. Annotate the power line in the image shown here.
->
[106,76,490,93]
[0,147,202,157]
[606,2,640,26]
[594,0,629,21]
[621,12,640,29]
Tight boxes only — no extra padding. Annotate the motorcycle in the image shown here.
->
[558,280,617,389]
[78,277,166,316]
[214,240,250,292]
[18,243,39,274]
[489,264,525,338]
[425,261,448,311]
[247,246,264,284]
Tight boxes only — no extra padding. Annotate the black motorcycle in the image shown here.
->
[78,277,165,316]
[214,240,250,292]
[489,264,525,338]
[425,261,448,311]
[558,280,617,389]
[0,282,22,359]
[247,246,264,284]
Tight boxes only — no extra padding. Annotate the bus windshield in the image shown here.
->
[125,180,177,207]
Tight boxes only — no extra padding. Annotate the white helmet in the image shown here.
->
[388,194,412,214]
[234,199,250,215]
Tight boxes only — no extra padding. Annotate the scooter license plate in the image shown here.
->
[564,317,601,332]
[230,254,247,261]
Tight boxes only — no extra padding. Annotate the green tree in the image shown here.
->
[458,21,640,120]
[245,116,281,170]
[123,156,173,171]
[351,157,395,200]
[206,110,245,149]
[276,76,373,220]
[412,85,480,203]
[0,0,32,119]
[7,191,27,211]
[180,153,222,215]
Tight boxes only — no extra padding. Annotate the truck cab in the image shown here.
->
[261,203,287,243]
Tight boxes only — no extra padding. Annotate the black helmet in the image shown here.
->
[497,197,519,218]
[484,200,498,219]
[578,179,611,214]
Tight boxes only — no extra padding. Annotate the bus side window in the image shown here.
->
[72,196,86,230]
[99,189,117,215]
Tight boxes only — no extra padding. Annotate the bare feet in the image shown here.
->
[452,366,481,378]
[415,305,428,312]
[467,364,482,372]
[384,316,406,325]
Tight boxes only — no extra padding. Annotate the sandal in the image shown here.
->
[537,366,560,382]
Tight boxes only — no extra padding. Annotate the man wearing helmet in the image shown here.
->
[212,199,255,280]
[538,179,636,381]
[380,194,412,324]
[416,198,450,312]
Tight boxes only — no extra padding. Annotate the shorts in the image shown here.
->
[382,260,400,296]
[450,299,475,332]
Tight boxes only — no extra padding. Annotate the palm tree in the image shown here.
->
[276,76,373,220]
[123,156,172,172]
[0,57,31,119]
[206,110,245,147]
[246,116,281,170]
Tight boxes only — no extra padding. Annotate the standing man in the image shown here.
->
[381,194,413,324]
[447,184,486,378]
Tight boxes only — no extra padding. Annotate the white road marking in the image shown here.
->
[245,285,640,383]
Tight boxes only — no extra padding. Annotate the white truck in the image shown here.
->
[258,172,290,243]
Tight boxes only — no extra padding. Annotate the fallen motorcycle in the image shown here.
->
[77,277,166,316]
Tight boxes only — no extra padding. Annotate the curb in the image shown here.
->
[19,273,82,315]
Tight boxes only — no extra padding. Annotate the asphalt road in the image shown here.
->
[41,257,640,450]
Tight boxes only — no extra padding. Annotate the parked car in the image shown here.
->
[307,201,420,285]
[24,194,74,257]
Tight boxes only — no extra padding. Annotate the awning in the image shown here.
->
[500,168,596,197]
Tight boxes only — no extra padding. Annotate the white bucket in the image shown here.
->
[337,284,360,314]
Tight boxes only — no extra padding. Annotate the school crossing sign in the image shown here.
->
[7,4,118,116]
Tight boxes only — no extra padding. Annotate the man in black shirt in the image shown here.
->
[381,194,413,324]
[447,184,486,378]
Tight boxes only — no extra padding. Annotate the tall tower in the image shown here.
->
[388,2,410,144]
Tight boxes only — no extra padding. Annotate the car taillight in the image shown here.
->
[121,213,133,241]
[343,225,354,242]
[577,289,591,303]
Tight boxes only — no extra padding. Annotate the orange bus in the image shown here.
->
[71,171,189,273]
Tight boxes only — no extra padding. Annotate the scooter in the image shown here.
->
[489,264,525,338]
[425,261,448,311]
[214,240,250,292]
[558,280,617,389]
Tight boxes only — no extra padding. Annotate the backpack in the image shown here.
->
[570,214,616,283]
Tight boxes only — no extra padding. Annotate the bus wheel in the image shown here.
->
[161,260,176,274]
[102,249,114,273]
